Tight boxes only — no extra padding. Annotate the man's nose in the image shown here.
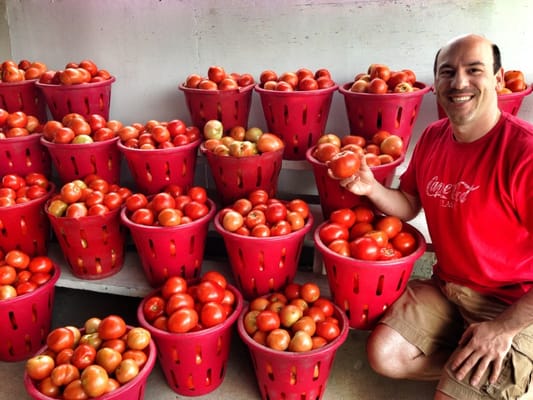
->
[451,70,469,89]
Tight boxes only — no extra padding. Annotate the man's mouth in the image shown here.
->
[449,95,474,103]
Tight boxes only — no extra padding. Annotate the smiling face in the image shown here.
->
[434,34,504,141]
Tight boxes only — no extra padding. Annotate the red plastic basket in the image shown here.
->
[118,138,200,195]
[255,84,338,160]
[436,84,533,119]
[0,133,51,178]
[120,198,216,287]
[0,79,48,122]
[137,284,244,397]
[338,81,430,148]
[0,265,60,362]
[201,144,284,206]
[179,83,255,132]
[41,136,121,184]
[0,182,54,256]
[305,146,404,219]
[24,325,157,399]
[237,301,349,400]
[213,211,313,300]
[36,76,115,121]
[46,205,125,280]
[315,221,426,330]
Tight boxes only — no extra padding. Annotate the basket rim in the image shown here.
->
[136,283,244,339]
[40,135,119,149]
[314,220,427,267]
[497,83,533,99]
[23,324,156,400]
[117,137,201,154]
[213,209,314,242]
[339,81,430,98]
[254,82,339,96]
[178,82,255,95]
[0,78,39,87]
[305,145,405,173]
[35,75,116,89]
[0,132,43,144]
[237,300,349,358]
[120,197,216,231]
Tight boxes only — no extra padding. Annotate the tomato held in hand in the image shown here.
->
[327,150,361,179]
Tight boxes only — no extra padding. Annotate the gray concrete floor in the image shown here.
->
[0,282,438,400]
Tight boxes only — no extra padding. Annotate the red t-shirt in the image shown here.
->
[400,113,533,303]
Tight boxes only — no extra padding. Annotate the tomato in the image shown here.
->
[98,315,127,341]
[167,307,199,333]
[233,198,253,216]
[378,246,403,261]
[100,339,126,354]
[0,284,17,300]
[115,358,139,384]
[37,377,61,398]
[6,249,31,269]
[25,354,55,380]
[313,298,335,318]
[84,317,101,334]
[157,208,182,226]
[375,215,403,239]
[279,304,303,328]
[327,150,361,179]
[200,302,227,328]
[380,134,403,159]
[367,77,388,94]
[300,282,320,303]
[95,347,122,374]
[0,265,16,285]
[165,292,195,315]
[318,222,349,245]
[47,327,75,353]
[270,220,292,236]
[122,349,148,368]
[79,333,102,349]
[161,276,187,299]
[266,328,291,351]
[30,272,52,286]
[142,295,165,322]
[286,211,305,231]
[195,280,225,303]
[312,142,339,163]
[264,202,287,224]
[256,310,281,332]
[222,209,244,232]
[6,111,28,128]
[65,203,88,218]
[256,133,284,153]
[288,330,314,352]
[353,205,375,223]
[364,229,389,248]
[130,208,154,225]
[16,280,38,295]
[150,192,176,213]
[392,231,417,256]
[62,379,88,400]
[291,315,316,336]
[50,363,80,387]
[202,271,227,290]
[183,201,209,221]
[330,208,357,228]
[60,182,83,204]
[349,236,380,260]
[71,344,96,370]
[55,348,74,365]
[316,320,341,342]
[126,327,151,350]
[287,199,310,220]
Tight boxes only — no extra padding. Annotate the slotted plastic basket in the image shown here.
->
[0,265,60,362]
[36,76,115,120]
[120,198,216,287]
[315,221,426,330]
[255,84,338,160]
[0,79,48,122]
[0,134,51,177]
[137,284,244,396]
[179,83,255,132]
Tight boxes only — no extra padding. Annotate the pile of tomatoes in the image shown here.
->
[202,119,284,157]
[140,272,238,333]
[25,315,152,399]
[311,131,403,178]
[184,65,255,91]
[123,184,210,227]
[499,70,529,94]
[0,59,48,82]
[118,119,200,150]
[259,67,336,92]
[38,59,112,85]
[242,281,341,352]
[46,175,132,218]
[41,113,122,144]
[317,205,418,261]
[0,172,50,207]
[0,250,55,299]
[0,109,42,138]
[348,63,418,94]
[217,189,310,237]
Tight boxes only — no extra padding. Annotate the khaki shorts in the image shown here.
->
[380,278,533,400]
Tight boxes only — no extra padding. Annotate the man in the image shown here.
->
[342,34,533,399]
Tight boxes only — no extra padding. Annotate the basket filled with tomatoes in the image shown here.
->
[35,59,115,121]
[117,119,201,195]
[120,185,216,287]
[237,281,349,400]
[0,252,60,362]
[314,206,426,330]
[0,59,49,122]
[0,108,52,177]
[254,67,338,160]
[23,315,157,399]
[45,176,130,280]
[338,64,430,148]
[179,65,256,133]
[40,113,122,185]
[436,69,532,118]
[137,273,244,396]
[306,132,404,219]
[213,190,313,300]
[0,173,55,256]
[200,120,285,205]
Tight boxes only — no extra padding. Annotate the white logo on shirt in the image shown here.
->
[426,176,480,208]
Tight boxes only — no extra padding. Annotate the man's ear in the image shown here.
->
[495,67,505,91]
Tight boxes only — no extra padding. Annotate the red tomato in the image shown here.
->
[251,224,270,237]
[6,111,28,128]
[353,205,375,223]
[200,302,227,328]
[195,280,225,303]
[256,310,281,332]
[248,189,269,206]
[256,133,284,153]
[157,208,182,226]
[327,150,361,179]
[161,276,188,299]
[25,354,55,381]
[71,344,97,370]
[316,320,341,342]
[202,271,227,290]
[265,201,288,224]
[286,211,305,231]
[222,210,244,232]
[380,135,403,159]
[126,327,151,350]
[150,192,175,213]
[183,201,209,221]
[46,327,75,353]
[363,229,389,248]
[98,315,127,340]
[0,265,16,285]
[165,292,195,315]
[142,295,166,322]
[266,328,291,351]
[233,198,253,216]
[5,249,30,269]
[319,223,349,245]
[60,182,83,204]
[367,78,388,94]
[329,208,356,228]
[349,236,380,260]
[300,282,321,303]
[313,298,335,318]
[270,220,292,236]
[312,142,339,163]
[327,239,351,257]
[167,308,199,333]
[375,215,403,239]
[287,199,310,220]
[392,231,417,256]
[114,359,139,384]
[207,65,226,83]
[130,208,154,226]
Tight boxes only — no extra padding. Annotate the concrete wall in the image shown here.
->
[1,0,532,198]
